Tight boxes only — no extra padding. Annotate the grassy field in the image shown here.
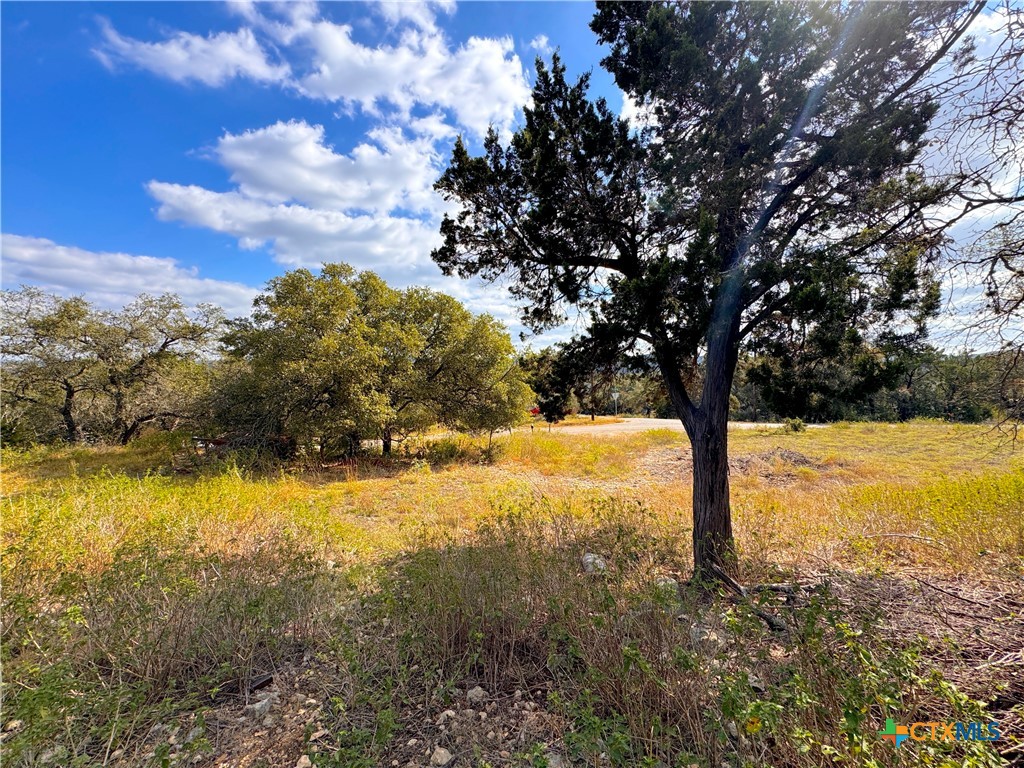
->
[2,421,1022,767]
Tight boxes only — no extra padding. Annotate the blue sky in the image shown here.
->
[2,0,621,335]
[3,1,1019,348]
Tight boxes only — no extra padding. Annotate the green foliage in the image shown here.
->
[1,288,222,446]
[732,346,1018,424]
[218,264,531,458]
[520,348,571,424]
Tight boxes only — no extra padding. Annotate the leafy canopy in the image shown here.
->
[220,264,531,455]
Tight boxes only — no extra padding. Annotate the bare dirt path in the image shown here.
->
[537,417,814,435]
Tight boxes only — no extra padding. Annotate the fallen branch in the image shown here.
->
[906,574,993,608]
[707,564,789,633]
[861,532,940,546]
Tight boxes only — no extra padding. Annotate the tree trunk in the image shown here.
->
[662,296,741,583]
[61,382,83,443]
[688,410,735,579]
[120,422,138,445]
[112,385,127,443]
[382,428,393,456]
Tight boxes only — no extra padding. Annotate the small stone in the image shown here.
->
[407,738,419,747]
[545,754,565,768]
[3,721,23,732]
[244,697,274,719]
[499,750,510,758]
[466,685,488,704]
[436,709,457,726]
[461,709,475,718]
[430,746,453,766]
[581,552,607,574]
[486,731,496,740]
[262,715,276,727]
[295,756,312,768]
[655,576,680,597]
[310,729,328,740]
[689,622,722,647]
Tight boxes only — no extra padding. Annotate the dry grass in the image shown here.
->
[3,422,1021,581]
[2,421,1021,767]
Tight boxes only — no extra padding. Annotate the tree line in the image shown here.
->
[524,343,1022,426]
[1,265,533,456]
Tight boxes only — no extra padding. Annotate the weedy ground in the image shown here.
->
[2,421,1022,768]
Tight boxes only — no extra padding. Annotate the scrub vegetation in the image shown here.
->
[3,421,1020,767]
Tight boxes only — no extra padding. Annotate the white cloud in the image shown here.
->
[148,115,456,274]
[1,234,260,316]
[95,4,530,139]
[93,18,290,87]
[619,91,658,131]
[374,0,455,32]
[528,34,551,55]
[213,119,450,216]
[296,23,529,137]
[87,3,543,335]
[147,181,440,270]
[144,182,527,328]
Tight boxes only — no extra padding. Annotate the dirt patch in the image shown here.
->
[643,446,839,485]
[114,663,567,768]
[112,570,1021,768]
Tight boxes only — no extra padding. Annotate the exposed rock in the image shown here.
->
[466,685,488,704]
[295,756,312,768]
[430,746,453,766]
[655,576,680,597]
[582,553,607,574]
[436,709,458,726]
[3,721,23,732]
[689,621,722,647]
[244,694,277,719]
